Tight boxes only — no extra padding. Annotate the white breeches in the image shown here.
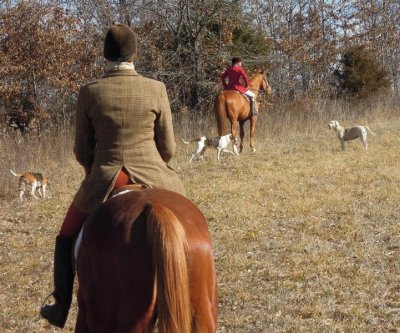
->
[244,90,255,98]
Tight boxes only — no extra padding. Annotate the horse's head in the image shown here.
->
[251,70,272,94]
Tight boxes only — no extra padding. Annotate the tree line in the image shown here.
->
[0,0,398,133]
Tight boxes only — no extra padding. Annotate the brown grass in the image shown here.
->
[1,96,399,332]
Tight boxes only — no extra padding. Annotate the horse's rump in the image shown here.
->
[214,92,230,136]
[214,91,249,135]
[75,188,217,333]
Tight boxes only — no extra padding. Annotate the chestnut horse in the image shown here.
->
[214,70,271,153]
[75,188,218,333]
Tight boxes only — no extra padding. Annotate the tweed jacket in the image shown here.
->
[73,68,185,213]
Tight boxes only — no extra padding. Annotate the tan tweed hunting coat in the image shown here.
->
[73,68,185,213]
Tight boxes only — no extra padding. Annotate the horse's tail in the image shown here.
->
[145,202,191,333]
[214,92,229,136]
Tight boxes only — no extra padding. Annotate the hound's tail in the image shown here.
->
[182,138,202,145]
[145,202,191,333]
[213,92,230,136]
[364,126,376,136]
[10,169,22,177]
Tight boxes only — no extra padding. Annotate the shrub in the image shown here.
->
[334,45,391,98]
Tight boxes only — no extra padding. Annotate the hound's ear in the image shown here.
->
[258,69,264,74]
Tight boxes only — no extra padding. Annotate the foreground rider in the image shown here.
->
[221,57,257,115]
[40,24,185,328]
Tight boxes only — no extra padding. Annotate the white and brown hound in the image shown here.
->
[182,134,235,162]
[10,170,48,201]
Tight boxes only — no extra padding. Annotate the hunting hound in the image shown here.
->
[328,120,376,151]
[10,170,48,201]
[182,134,235,162]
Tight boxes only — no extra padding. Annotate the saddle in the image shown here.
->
[234,90,250,102]
[109,183,147,198]
[235,91,257,115]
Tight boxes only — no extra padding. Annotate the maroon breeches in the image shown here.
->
[59,169,133,239]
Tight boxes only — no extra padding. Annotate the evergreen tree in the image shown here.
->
[334,45,391,98]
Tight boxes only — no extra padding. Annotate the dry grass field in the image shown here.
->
[1,97,399,332]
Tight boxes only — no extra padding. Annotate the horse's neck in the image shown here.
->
[248,77,262,97]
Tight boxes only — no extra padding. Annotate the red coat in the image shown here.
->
[221,65,249,93]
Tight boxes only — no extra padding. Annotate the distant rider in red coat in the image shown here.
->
[221,57,257,115]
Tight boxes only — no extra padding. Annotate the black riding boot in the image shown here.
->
[40,235,74,328]
[250,97,258,115]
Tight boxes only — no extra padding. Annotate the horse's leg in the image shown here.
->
[189,244,218,333]
[250,116,258,153]
[231,119,240,155]
[239,122,245,153]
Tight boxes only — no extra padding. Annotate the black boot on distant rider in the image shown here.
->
[250,97,258,116]
[40,235,74,328]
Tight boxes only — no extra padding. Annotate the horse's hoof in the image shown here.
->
[251,147,256,153]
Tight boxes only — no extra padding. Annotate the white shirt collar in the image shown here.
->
[108,62,135,71]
